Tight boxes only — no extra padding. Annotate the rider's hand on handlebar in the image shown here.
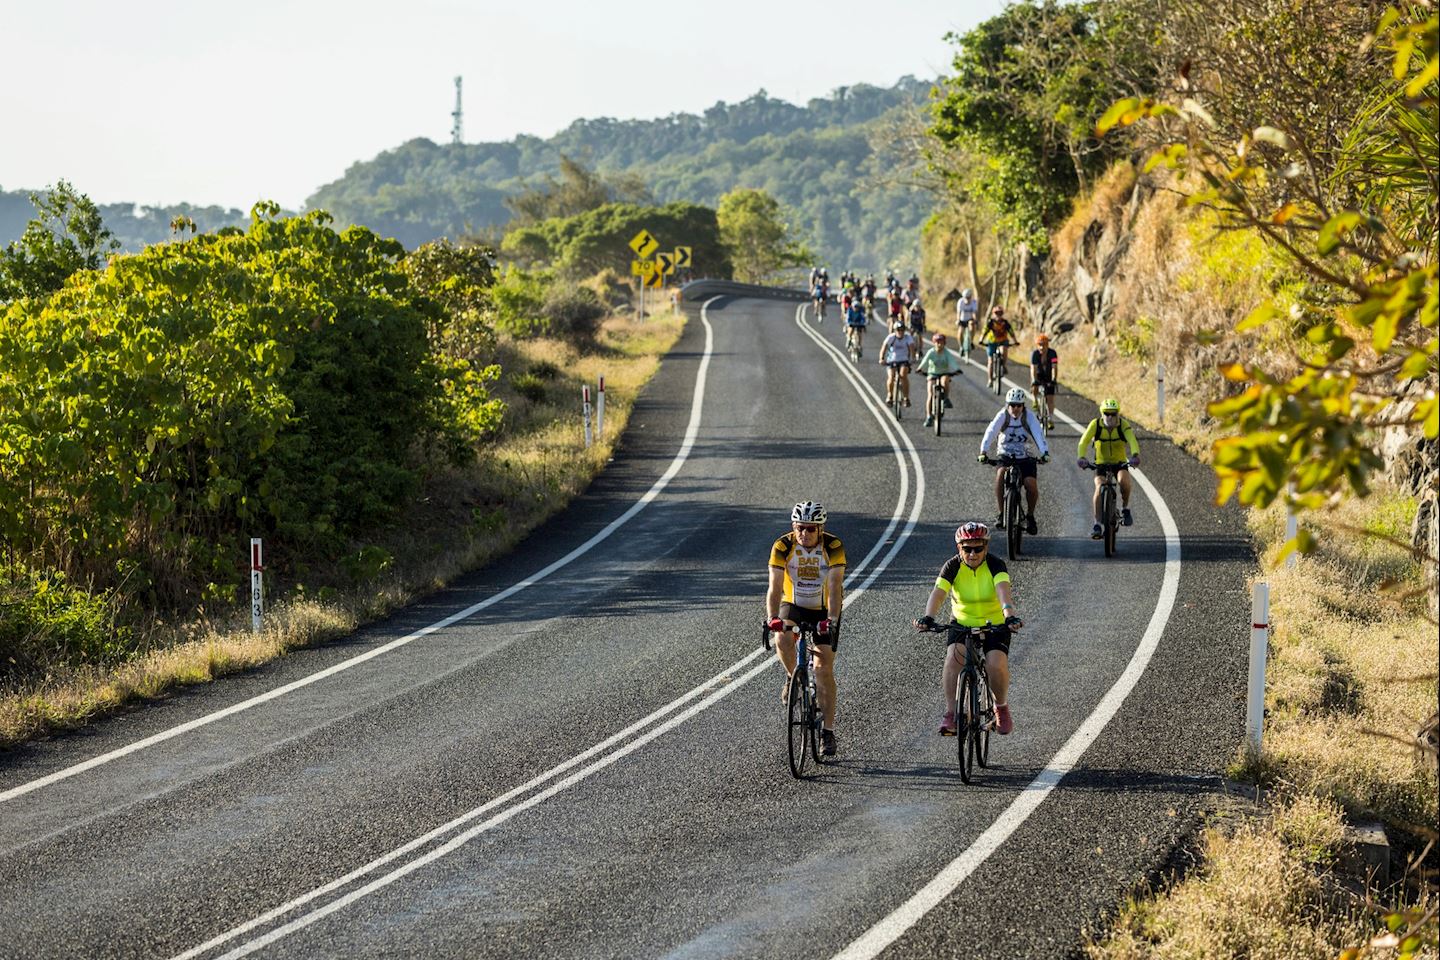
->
[914,614,936,631]
[818,618,834,637]
[1004,615,1024,629]
[1129,456,1140,468]
[1077,457,1089,469]
[767,618,784,633]
[1040,452,1050,464]
[976,453,988,464]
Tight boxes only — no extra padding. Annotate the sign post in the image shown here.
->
[596,376,606,439]
[1156,362,1166,425]
[582,385,593,448]
[250,538,264,634]
[1246,582,1270,756]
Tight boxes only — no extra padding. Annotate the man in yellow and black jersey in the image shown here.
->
[766,500,845,756]
[913,521,1022,736]
[1076,396,1141,539]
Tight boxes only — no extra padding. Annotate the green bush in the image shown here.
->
[541,285,606,341]
[489,266,550,336]
[0,569,126,679]
[511,371,547,402]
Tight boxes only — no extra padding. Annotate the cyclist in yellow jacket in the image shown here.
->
[1076,397,1140,539]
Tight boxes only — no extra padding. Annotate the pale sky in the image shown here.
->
[1,0,1006,211]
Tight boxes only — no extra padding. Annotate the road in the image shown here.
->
[0,294,1253,959]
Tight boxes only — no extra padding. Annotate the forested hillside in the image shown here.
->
[306,80,933,267]
[0,189,248,252]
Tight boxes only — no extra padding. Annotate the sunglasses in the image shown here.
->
[959,543,986,555]
[1007,402,1024,409]
[795,524,820,533]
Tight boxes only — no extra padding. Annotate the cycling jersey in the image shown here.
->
[881,332,916,364]
[909,305,926,327]
[845,304,867,327]
[770,531,846,610]
[981,408,1050,459]
[1030,347,1058,384]
[1078,416,1140,465]
[935,553,1010,627]
[981,320,1014,345]
[957,298,979,324]
[917,346,962,377]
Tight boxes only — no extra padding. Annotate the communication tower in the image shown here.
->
[451,76,463,145]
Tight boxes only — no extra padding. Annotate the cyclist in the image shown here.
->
[844,295,869,357]
[979,387,1050,534]
[812,276,829,322]
[908,297,927,338]
[979,306,1016,386]
[916,332,963,427]
[1077,397,1141,539]
[879,320,917,408]
[907,273,920,297]
[886,286,905,325]
[767,501,845,757]
[956,288,979,354]
[809,266,821,291]
[913,521,1022,736]
[1030,333,1059,427]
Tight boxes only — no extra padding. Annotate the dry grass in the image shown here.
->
[1091,794,1370,960]
[0,309,686,747]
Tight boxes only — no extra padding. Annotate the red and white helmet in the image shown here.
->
[955,521,990,543]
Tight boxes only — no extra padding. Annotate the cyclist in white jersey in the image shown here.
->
[879,320,917,408]
[978,387,1051,534]
[956,289,979,353]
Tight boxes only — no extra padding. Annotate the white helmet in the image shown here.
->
[1006,387,1028,405]
[791,501,827,524]
[962,288,973,298]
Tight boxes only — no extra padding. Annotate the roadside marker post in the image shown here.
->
[250,539,264,634]
[1156,362,1166,426]
[582,385,593,448]
[596,376,606,438]
[1246,582,1270,756]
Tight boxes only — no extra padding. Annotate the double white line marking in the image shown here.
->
[169,296,925,958]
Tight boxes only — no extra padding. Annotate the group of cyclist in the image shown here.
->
[768,270,1144,757]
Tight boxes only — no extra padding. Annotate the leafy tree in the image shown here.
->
[401,238,497,363]
[930,0,1152,251]
[716,188,811,283]
[0,181,118,302]
[505,155,650,226]
[1097,5,1437,565]
[501,201,730,280]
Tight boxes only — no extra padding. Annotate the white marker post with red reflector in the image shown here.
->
[582,385,593,448]
[1246,582,1270,756]
[250,538,264,634]
[596,376,606,439]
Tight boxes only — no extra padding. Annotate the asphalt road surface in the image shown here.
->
[0,295,1254,959]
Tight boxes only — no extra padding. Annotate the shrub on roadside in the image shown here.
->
[0,570,126,680]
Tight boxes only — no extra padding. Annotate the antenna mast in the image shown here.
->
[451,76,463,145]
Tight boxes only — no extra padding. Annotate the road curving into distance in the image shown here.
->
[0,294,1254,959]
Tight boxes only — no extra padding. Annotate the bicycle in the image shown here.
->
[1082,461,1126,557]
[915,619,1002,783]
[886,363,907,421]
[845,324,864,362]
[813,297,827,324]
[927,374,948,436]
[958,324,973,360]
[981,453,1033,560]
[763,620,825,777]
[987,346,1009,395]
[1031,385,1054,437]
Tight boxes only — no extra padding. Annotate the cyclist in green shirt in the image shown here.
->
[1076,397,1141,538]
[916,332,964,427]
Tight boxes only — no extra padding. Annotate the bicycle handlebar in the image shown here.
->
[979,454,1041,466]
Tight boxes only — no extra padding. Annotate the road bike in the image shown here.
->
[981,453,1034,560]
[845,324,864,362]
[887,363,907,421]
[1031,385,1055,437]
[926,375,948,436]
[764,621,826,777]
[987,346,1009,395]
[916,619,1001,783]
[1082,461,1126,557]
[958,324,973,360]
[813,297,827,323]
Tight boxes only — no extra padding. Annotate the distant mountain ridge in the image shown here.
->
[308,77,935,267]
[3,76,935,267]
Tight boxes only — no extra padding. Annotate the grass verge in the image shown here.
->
[0,309,686,748]
[1065,347,1439,957]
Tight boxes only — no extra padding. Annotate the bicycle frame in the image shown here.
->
[767,621,826,777]
[919,620,999,782]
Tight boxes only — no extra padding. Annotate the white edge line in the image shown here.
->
[172,295,922,959]
[2,302,727,806]
[832,365,1183,959]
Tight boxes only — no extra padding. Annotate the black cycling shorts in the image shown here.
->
[996,457,1038,480]
[779,602,837,650]
[887,361,911,371]
[948,624,1011,656]
[1034,381,1057,396]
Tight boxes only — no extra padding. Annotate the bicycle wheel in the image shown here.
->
[807,678,822,763]
[932,384,944,436]
[957,670,976,783]
[787,669,810,778]
[1101,484,1117,558]
[1006,482,1022,559]
[893,388,903,421]
[977,669,993,767]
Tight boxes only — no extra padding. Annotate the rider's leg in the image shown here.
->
[1119,468,1133,507]
[885,366,896,401]
[774,624,798,677]
[812,643,838,729]
[942,643,962,712]
[994,468,1005,514]
[1024,475,1039,513]
[1046,387,1056,420]
[986,650,1010,705]
[900,368,911,403]
[1092,475,1104,522]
